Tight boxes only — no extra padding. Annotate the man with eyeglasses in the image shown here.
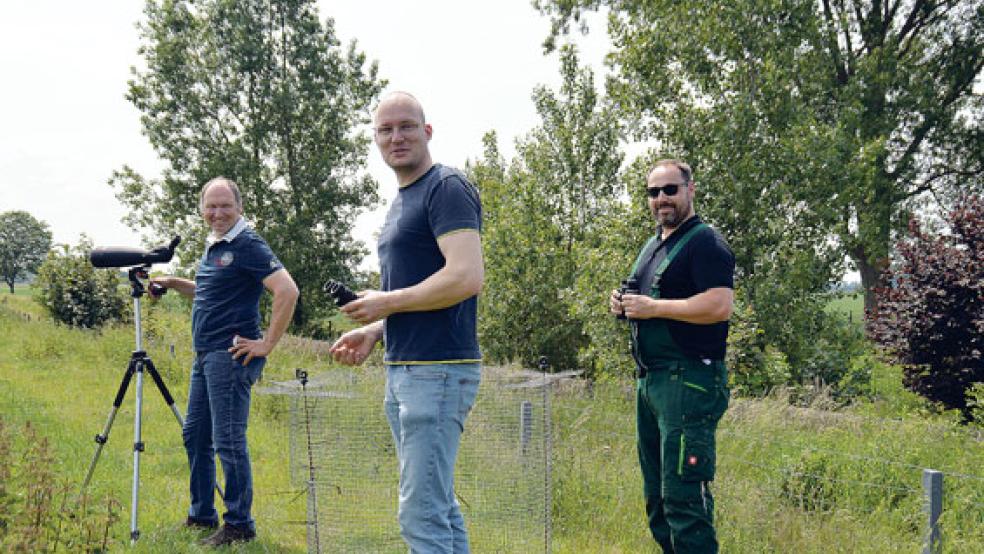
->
[330,91,483,554]
[609,159,735,553]
[151,176,299,546]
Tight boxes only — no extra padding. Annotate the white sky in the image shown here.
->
[0,1,610,271]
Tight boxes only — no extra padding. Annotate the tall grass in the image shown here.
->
[550,380,983,553]
[2,294,982,552]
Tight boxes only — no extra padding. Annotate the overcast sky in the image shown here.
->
[0,1,609,270]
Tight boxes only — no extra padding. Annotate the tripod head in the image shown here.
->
[127,266,149,298]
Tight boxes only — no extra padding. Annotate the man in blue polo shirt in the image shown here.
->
[329,91,483,554]
[152,176,298,547]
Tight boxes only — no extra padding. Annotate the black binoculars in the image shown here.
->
[324,279,358,307]
[616,277,640,320]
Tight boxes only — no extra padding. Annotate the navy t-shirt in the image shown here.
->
[377,164,482,364]
[192,227,283,352]
[633,215,735,360]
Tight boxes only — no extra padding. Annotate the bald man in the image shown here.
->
[330,92,484,554]
[152,176,298,546]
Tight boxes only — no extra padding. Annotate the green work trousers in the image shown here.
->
[637,360,729,553]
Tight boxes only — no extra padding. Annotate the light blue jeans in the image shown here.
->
[384,363,481,554]
[182,350,264,531]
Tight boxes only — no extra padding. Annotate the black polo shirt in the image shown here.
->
[633,215,735,360]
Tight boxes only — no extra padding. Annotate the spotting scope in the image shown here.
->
[90,236,181,268]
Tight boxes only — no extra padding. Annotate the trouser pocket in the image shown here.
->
[678,424,716,482]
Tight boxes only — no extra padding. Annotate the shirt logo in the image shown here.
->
[688,455,699,466]
[218,252,234,267]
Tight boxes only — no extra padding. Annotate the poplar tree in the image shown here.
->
[111,0,384,327]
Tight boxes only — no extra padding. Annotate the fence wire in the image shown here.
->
[262,367,552,554]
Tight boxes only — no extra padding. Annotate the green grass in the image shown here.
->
[826,291,865,324]
[7,282,33,297]
[550,380,984,553]
[2,295,982,552]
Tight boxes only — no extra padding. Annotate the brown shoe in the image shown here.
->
[199,523,256,547]
[185,516,219,530]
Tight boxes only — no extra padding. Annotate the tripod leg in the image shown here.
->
[144,357,224,500]
[131,356,147,543]
[144,358,183,426]
[79,359,136,502]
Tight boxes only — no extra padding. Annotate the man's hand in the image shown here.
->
[149,275,196,299]
[340,290,393,324]
[229,335,273,366]
[609,289,624,317]
[329,326,381,366]
[618,293,659,320]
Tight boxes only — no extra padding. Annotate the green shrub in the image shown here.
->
[727,295,791,396]
[35,237,127,328]
[780,450,838,512]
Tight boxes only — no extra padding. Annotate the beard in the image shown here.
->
[653,200,690,229]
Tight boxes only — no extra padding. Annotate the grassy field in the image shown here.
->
[2,294,982,553]
[825,291,865,324]
[8,282,33,297]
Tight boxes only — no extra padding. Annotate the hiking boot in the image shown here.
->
[184,516,219,530]
[199,523,256,547]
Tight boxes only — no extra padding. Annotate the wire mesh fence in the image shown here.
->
[260,366,553,553]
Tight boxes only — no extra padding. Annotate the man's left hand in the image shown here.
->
[229,335,272,365]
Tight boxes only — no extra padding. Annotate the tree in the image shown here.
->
[111,0,385,328]
[536,0,984,320]
[869,195,984,421]
[471,45,624,371]
[0,211,52,294]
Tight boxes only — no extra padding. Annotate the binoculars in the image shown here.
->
[324,279,358,307]
[616,277,640,320]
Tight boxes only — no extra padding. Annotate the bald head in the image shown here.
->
[199,176,242,211]
[374,91,426,125]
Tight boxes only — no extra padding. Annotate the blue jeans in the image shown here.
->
[384,363,481,554]
[182,350,264,530]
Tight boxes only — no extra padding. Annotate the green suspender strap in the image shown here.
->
[627,222,708,293]
[649,222,706,298]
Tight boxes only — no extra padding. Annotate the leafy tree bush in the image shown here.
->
[870,196,984,421]
[726,294,791,397]
[0,211,52,293]
[35,238,127,328]
[474,46,623,371]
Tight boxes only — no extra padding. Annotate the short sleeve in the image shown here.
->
[427,175,482,239]
[238,237,284,283]
[691,230,735,291]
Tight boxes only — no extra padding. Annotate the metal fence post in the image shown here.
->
[520,400,533,457]
[922,468,943,554]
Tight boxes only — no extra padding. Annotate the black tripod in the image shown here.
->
[78,265,186,543]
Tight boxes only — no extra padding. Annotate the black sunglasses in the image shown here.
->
[646,182,687,198]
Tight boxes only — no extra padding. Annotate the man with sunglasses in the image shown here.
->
[330,91,483,554]
[610,159,735,553]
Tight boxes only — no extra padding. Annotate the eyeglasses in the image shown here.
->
[375,122,421,139]
[645,183,686,198]
[203,205,238,214]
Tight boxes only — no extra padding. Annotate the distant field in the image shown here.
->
[11,282,33,297]
[826,291,864,323]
